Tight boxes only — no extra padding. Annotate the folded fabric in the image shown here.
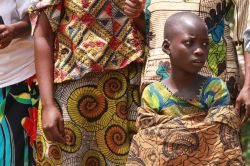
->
[127,106,244,165]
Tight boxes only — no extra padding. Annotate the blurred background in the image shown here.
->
[229,6,250,164]
[221,3,250,163]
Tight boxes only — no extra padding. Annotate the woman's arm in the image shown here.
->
[124,0,146,36]
[34,12,54,106]
[235,28,250,123]
[133,12,146,36]
[0,14,30,49]
[34,12,65,143]
[236,50,250,123]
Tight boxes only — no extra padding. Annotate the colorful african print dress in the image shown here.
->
[142,0,241,103]
[30,0,144,165]
[127,77,244,165]
[0,76,39,166]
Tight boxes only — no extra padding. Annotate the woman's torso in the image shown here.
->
[44,0,144,83]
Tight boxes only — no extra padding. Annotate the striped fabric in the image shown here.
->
[233,0,250,43]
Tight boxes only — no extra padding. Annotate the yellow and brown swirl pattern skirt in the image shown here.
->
[35,63,142,165]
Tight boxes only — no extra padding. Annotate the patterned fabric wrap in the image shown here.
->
[35,63,142,166]
[142,0,240,103]
[0,76,39,166]
[29,0,144,83]
[127,77,244,165]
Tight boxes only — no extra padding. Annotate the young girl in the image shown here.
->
[142,0,250,124]
[0,0,39,165]
[127,12,243,165]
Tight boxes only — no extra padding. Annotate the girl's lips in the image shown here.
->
[191,59,205,66]
[192,59,205,63]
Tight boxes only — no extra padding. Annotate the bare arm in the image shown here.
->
[11,14,31,38]
[34,12,65,143]
[133,12,146,37]
[236,50,250,123]
[34,12,55,106]
[0,14,31,48]
[124,0,146,36]
[243,51,250,88]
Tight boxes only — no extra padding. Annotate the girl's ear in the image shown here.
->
[162,39,171,55]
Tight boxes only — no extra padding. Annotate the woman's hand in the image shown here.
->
[0,14,31,49]
[42,102,65,143]
[236,50,250,124]
[124,0,145,18]
[236,85,250,124]
[0,24,14,49]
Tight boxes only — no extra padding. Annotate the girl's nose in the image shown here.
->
[194,47,205,57]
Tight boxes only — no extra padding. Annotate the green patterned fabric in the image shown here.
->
[141,77,230,116]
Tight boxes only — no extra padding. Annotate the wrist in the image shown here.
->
[6,24,15,38]
[39,83,55,107]
[242,84,250,89]
[133,11,144,20]
[243,77,250,88]
[41,98,56,107]
[132,11,146,36]
[10,19,30,39]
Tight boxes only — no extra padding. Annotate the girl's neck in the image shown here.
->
[169,69,199,89]
[164,69,204,100]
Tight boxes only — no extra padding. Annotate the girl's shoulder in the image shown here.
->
[141,81,172,112]
[143,81,170,95]
[201,77,227,92]
[200,76,229,99]
[142,81,172,102]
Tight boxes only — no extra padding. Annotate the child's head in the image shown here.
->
[162,12,209,74]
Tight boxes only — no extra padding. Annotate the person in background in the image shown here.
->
[233,0,250,124]
[0,0,39,165]
[30,0,145,165]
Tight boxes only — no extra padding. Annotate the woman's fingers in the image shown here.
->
[124,0,145,18]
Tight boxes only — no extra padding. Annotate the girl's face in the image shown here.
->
[163,23,209,74]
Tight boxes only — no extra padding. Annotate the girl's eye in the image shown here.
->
[202,42,209,47]
[185,41,191,46]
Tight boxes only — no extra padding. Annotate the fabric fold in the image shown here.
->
[127,106,243,165]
